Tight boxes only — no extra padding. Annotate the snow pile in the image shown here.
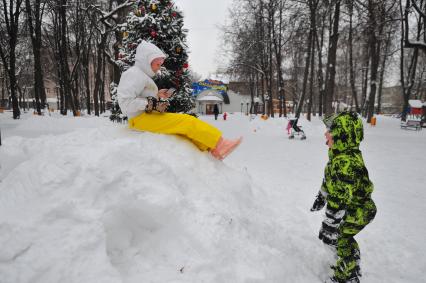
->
[3,113,425,282]
[0,117,283,283]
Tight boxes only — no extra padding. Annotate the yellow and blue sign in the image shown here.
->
[192,79,230,104]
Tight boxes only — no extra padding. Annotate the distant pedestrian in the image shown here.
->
[311,111,376,283]
[213,104,219,120]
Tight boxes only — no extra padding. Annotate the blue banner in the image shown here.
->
[192,80,230,104]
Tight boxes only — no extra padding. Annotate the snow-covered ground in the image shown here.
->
[0,111,425,283]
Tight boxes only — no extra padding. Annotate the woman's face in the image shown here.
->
[151,58,165,73]
[325,130,333,148]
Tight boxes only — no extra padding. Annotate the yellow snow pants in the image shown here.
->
[129,112,222,151]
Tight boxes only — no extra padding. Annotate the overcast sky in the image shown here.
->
[173,0,233,79]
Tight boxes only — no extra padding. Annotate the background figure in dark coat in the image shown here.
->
[213,104,219,120]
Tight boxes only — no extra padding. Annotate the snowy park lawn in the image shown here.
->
[1,111,425,283]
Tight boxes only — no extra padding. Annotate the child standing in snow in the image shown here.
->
[117,41,241,160]
[310,111,376,283]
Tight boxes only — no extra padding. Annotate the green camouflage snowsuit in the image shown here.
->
[313,112,376,283]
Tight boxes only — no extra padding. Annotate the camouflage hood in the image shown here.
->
[323,111,364,152]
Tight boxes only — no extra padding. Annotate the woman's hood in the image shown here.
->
[134,41,167,78]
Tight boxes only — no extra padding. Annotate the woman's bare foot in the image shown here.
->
[210,137,243,160]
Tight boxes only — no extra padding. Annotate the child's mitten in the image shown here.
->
[156,98,169,113]
[310,192,326,211]
[145,96,157,113]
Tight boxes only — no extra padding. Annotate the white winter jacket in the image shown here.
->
[117,41,166,119]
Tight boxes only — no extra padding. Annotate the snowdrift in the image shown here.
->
[0,120,279,283]
[3,113,426,282]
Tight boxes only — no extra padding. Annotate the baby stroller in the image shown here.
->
[286,118,306,140]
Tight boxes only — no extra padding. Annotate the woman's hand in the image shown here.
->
[157,89,170,99]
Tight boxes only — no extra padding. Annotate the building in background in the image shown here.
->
[192,79,298,115]
[193,80,228,114]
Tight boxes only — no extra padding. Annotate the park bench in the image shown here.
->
[401,119,422,131]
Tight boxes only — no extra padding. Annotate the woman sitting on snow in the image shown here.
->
[117,41,241,160]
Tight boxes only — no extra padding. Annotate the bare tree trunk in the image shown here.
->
[17,85,24,111]
[267,2,274,117]
[255,71,260,115]
[257,1,267,115]
[101,53,106,113]
[315,13,326,117]
[272,1,286,117]
[93,34,108,116]
[400,0,408,121]
[82,32,92,114]
[400,0,422,121]
[25,0,47,115]
[307,34,315,121]
[377,31,391,114]
[296,1,317,118]
[324,0,341,115]
[296,30,312,118]
[71,0,83,114]
[307,0,318,120]
[261,73,266,114]
[58,0,76,115]
[347,0,360,113]
[366,1,383,123]
[1,70,5,107]
[361,43,370,117]
[249,73,255,114]
[0,0,24,119]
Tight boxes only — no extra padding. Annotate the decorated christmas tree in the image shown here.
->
[114,0,194,115]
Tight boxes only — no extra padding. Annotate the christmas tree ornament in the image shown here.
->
[114,0,193,114]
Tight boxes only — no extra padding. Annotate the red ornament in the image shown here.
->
[171,12,177,17]
[150,30,157,38]
[183,63,189,69]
